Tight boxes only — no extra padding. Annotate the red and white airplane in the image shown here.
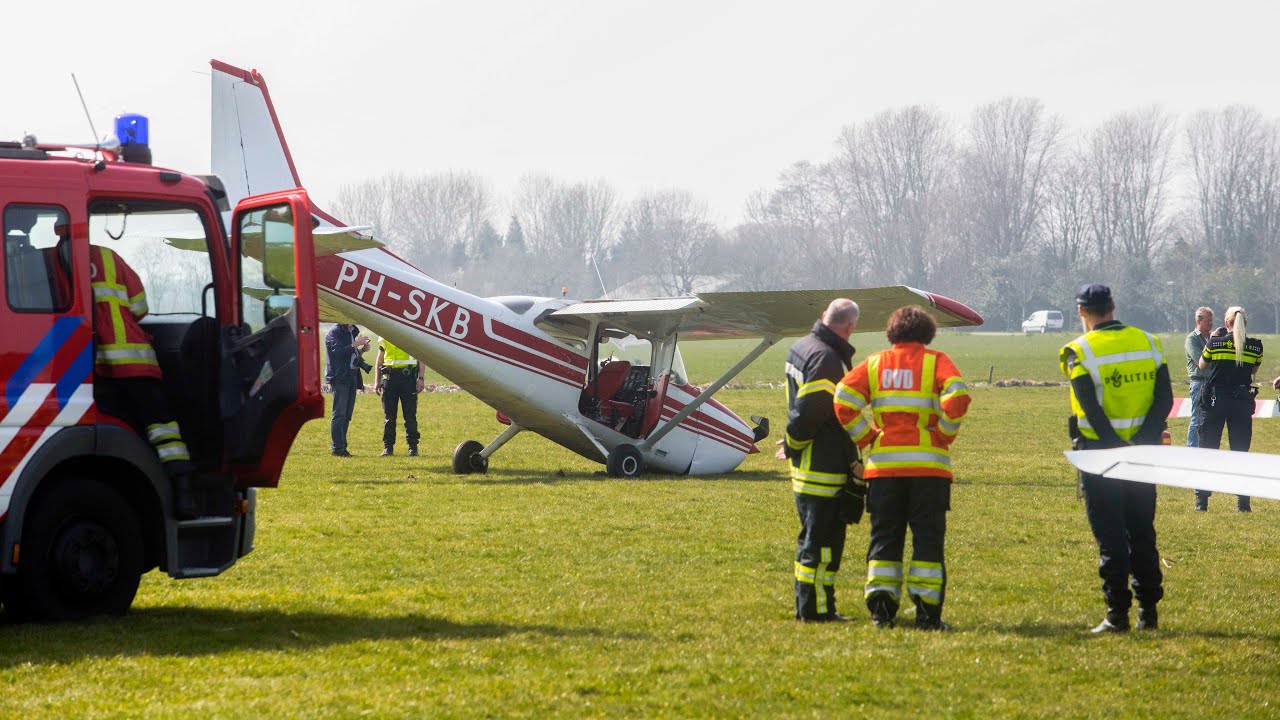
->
[205,60,985,477]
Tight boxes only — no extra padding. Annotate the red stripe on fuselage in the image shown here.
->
[317,257,587,386]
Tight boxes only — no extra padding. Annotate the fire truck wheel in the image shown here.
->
[606,444,645,478]
[10,476,143,621]
[452,440,488,474]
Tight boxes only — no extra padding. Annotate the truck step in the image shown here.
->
[173,567,224,578]
[177,516,234,529]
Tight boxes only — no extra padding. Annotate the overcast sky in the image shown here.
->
[6,1,1280,226]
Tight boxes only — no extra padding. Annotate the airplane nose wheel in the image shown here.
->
[452,440,489,474]
[606,443,645,478]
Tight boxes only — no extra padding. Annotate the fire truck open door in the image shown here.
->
[224,189,322,487]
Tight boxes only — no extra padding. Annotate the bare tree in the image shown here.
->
[620,190,718,296]
[959,97,1062,257]
[1186,105,1280,266]
[835,106,953,286]
[1085,108,1175,261]
[1042,148,1094,266]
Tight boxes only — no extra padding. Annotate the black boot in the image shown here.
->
[1238,496,1252,513]
[173,474,199,520]
[407,446,419,457]
[1137,604,1158,630]
[1091,608,1130,633]
[867,591,899,629]
[914,598,951,631]
[381,447,393,457]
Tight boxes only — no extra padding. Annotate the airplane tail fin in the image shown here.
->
[210,60,348,228]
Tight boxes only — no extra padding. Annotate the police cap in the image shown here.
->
[1075,283,1112,309]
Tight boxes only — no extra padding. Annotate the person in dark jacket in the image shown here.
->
[784,298,861,622]
[326,323,371,457]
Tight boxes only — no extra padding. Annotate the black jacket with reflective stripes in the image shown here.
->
[785,322,857,497]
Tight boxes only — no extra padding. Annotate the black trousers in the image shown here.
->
[865,477,949,621]
[1081,471,1163,611]
[96,375,195,478]
[1195,389,1253,508]
[794,493,847,619]
[381,369,420,450]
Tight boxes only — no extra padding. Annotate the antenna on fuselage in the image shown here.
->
[590,254,610,300]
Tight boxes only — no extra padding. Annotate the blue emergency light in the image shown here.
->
[114,113,152,164]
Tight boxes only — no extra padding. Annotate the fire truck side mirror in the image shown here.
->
[263,294,294,324]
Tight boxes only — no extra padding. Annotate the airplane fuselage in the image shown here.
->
[314,248,757,474]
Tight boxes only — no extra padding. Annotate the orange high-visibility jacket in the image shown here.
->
[91,245,160,379]
[833,342,970,480]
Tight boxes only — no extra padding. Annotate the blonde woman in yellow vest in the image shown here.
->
[375,338,425,456]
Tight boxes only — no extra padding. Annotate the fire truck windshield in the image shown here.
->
[88,202,216,317]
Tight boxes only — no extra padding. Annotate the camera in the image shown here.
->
[355,357,374,374]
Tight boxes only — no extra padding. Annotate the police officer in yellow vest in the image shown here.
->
[1061,284,1173,633]
[375,338,425,457]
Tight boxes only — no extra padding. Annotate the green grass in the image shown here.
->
[3,335,1280,718]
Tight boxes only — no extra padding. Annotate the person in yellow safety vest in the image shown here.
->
[1061,283,1172,633]
[90,245,198,519]
[783,298,862,622]
[374,337,425,457]
[834,305,969,630]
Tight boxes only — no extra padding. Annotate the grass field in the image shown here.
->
[3,333,1280,718]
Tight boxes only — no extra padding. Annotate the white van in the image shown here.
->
[1021,310,1064,334]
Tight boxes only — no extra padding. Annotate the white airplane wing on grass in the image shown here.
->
[538,286,984,339]
[1064,445,1280,500]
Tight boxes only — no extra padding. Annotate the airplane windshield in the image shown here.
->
[597,334,688,386]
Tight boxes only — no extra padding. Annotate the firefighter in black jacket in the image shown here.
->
[784,298,862,622]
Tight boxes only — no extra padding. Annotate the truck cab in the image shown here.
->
[0,126,321,620]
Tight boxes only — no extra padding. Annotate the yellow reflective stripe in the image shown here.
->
[129,291,148,316]
[91,285,130,303]
[866,560,903,598]
[785,432,812,451]
[796,379,836,398]
[155,442,190,462]
[791,481,842,497]
[833,383,867,410]
[937,417,960,436]
[843,416,871,442]
[795,562,816,584]
[146,422,182,443]
[906,561,944,606]
[816,547,832,613]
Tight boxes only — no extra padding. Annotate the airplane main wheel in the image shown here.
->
[606,444,645,478]
[452,440,489,474]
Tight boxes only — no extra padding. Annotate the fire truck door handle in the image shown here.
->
[201,282,214,318]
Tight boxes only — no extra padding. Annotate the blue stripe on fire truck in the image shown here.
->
[6,317,87,411]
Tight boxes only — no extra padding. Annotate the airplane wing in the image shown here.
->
[161,224,379,256]
[1064,445,1280,500]
[1167,397,1279,419]
[537,286,983,339]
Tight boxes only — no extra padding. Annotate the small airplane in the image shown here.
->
[203,60,985,477]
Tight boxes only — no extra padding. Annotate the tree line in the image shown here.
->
[330,100,1280,333]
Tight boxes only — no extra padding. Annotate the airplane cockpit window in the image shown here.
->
[669,346,689,386]
[88,201,216,319]
[4,204,71,313]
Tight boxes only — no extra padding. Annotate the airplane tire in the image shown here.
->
[606,444,645,478]
[452,440,488,474]
[4,476,143,621]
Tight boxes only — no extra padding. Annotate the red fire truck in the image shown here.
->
[0,118,322,620]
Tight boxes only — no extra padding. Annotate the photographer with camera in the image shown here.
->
[326,322,373,457]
